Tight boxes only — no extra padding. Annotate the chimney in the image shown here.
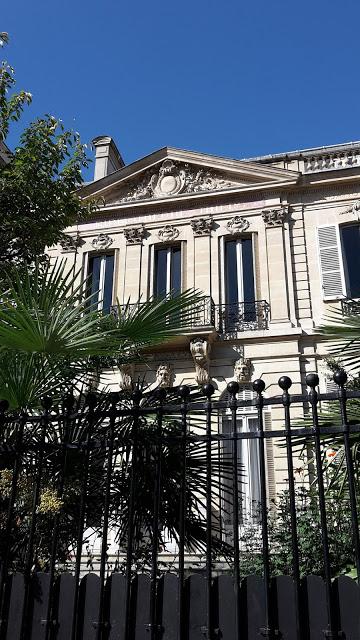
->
[92,136,125,181]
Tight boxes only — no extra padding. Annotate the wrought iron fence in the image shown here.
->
[0,372,360,639]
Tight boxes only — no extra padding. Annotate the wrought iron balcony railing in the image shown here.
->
[341,298,360,316]
[110,298,271,334]
[110,296,216,329]
[217,300,270,334]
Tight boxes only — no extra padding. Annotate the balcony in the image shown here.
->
[110,298,270,338]
[341,298,360,316]
[217,300,270,335]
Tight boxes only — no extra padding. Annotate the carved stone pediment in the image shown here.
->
[113,160,242,203]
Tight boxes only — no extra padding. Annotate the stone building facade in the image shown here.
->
[48,137,360,502]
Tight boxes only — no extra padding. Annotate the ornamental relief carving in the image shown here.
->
[123,225,146,245]
[114,160,240,203]
[226,216,250,234]
[91,233,114,250]
[157,225,180,243]
[191,217,213,236]
[262,207,288,227]
[190,337,211,385]
[59,234,83,253]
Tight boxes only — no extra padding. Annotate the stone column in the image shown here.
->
[263,207,292,326]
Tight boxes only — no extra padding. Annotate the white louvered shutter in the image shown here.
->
[317,225,346,300]
[264,413,276,506]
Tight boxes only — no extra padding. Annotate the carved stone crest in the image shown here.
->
[158,225,180,243]
[262,207,287,227]
[190,337,211,385]
[118,364,134,391]
[190,217,213,236]
[156,363,173,388]
[115,160,239,203]
[59,234,82,253]
[124,225,146,245]
[234,357,252,383]
[91,233,114,250]
[226,216,250,234]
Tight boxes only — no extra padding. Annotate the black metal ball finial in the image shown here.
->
[333,369,347,387]
[41,396,53,410]
[252,379,265,394]
[202,383,215,398]
[278,376,292,391]
[227,381,240,396]
[155,387,167,402]
[0,399,10,413]
[85,392,97,409]
[306,373,319,389]
[178,385,190,399]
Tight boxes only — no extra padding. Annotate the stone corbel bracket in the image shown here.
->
[118,363,135,391]
[190,337,211,385]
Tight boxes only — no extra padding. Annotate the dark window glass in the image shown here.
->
[88,255,102,309]
[225,240,238,305]
[155,246,181,297]
[242,238,255,301]
[87,253,114,313]
[155,248,168,297]
[341,225,360,298]
[171,247,181,294]
[102,254,114,313]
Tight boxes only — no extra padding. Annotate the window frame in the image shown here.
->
[152,243,183,298]
[220,233,257,306]
[85,251,116,312]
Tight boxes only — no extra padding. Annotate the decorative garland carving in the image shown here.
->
[91,233,114,250]
[226,216,250,234]
[115,160,239,203]
[262,207,288,227]
[157,225,180,243]
[190,217,213,236]
[123,225,146,245]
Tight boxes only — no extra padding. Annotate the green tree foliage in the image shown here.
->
[0,36,95,272]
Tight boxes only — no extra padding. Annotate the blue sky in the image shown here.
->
[2,0,360,178]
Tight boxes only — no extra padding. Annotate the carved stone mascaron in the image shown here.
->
[115,159,239,203]
[59,234,82,253]
[262,207,288,227]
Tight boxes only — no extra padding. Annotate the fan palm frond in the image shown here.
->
[319,306,360,372]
